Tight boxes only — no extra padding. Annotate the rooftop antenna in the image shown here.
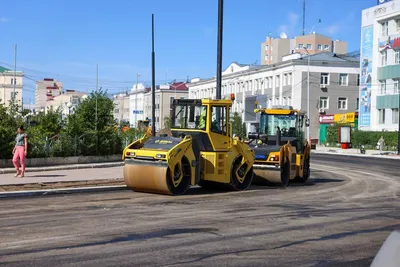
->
[302,0,306,35]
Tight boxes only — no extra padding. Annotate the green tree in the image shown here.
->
[164,116,172,130]
[65,90,121,156]
[0,102,23,159]
[230,112,244,138]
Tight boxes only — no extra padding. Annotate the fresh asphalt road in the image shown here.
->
[0,154,399,267]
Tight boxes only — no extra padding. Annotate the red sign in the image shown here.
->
[319,114,334,124]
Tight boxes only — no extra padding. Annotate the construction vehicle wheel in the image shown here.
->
[280,159,290,187]
[296,158,310,183]
[166,157,191,195]
[230,156,254,191]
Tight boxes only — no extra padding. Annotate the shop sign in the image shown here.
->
[318,114,334,124]
[334,112,356,124]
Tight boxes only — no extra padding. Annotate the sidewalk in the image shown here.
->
[312,146,400,159]
[0,165,124,186]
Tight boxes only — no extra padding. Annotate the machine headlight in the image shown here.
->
[156,154,166,159]
[270,154,279,161]
[125,151,135,157]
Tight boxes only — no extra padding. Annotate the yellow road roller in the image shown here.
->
[247,105,310,186]
[122,98,255,195]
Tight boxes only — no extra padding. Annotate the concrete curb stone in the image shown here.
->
[311,150,400,160]
[0,162,124,174]
[0,185,128,199]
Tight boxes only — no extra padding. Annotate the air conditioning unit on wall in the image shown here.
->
[319,108,326,114]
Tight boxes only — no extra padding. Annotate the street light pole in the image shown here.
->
[12,44,17,114]
[135,73,139,128]
[303,47,311,144]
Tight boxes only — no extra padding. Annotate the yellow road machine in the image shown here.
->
[122,98,255,195]
[247,105,311,186]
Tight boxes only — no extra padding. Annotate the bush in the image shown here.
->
[326,124,398,150]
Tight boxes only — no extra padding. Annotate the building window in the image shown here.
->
[381,21,388,37]
[323,45,330,50]
[338,97,347,110]
[339,73,348,86]
[270,55,273,60]
[271,45,273,51]
[319,96,329,109]
[394,49,400,64]
[10,79,16,85]
[394,79,399,94]
[298,44,303,49]
[265,45,269,50]
[393,108,399,124]
[275,97,279,105]
[357,74,360,86]
[288,73,292,85]
[320,73,329,85]
[397,19,400,32]
[276,75,280,87]
[283,97,287,105]
[379,109,386,124]
[268,98,272,107]
[283,74,288,86]
[356,98,359,110]
[317,44,322,50]
[306,44,312,50]
[114,108,119,114]
[380,80,387,94]
[381,50,387,66]
[265,55,269,60]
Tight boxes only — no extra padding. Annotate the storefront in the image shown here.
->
[318,112,358,145]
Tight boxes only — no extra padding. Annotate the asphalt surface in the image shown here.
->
[0,154,399,267]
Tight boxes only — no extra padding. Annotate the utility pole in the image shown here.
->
[302,0,306,35]
[95,64,98,132]
[12,44,17,114]
[95,64,98,155]
[304,47,311,144]
[398,91,400,155]
[151,14,156,136]
[216,0,224,100]
[135,73,139,128]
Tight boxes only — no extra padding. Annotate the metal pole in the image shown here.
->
[216,0,224,100]
[13,44,17,114]
[135,74,138,128]
[151,14,156,136]
[307,52,310,144]
[398,91,400,155]
[95,64,98,131]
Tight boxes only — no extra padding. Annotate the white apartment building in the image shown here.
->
[45,90,87,118]
[113,92,130,124]
[35,78,63,112]
[0,66,23,108]
[129,83,149,128]
[359,0,400,131]
[189,54,360,141]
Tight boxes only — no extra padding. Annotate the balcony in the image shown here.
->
[376,94,399,109]
[377,64,400,80]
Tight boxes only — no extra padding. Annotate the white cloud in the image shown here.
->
[323,12,355,36]
[0,17,9,22]
[278,12,299,36]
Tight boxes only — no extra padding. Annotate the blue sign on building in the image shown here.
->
[132,110,144,114]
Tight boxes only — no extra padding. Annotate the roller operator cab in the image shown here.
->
[122,98,255,196]
[248,105,311,186]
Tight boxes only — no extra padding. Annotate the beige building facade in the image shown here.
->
[0,66,23,108]
[261,33,348,65]
[144,83,189,131]
[35,78,63,112]
[113,93,130,124]
[45,90,87,117]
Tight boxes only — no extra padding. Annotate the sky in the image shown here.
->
[0,0,379,103]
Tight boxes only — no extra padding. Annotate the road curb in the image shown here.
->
[0,185,128,199]
[311,150,400,160]
[0,162,124,174]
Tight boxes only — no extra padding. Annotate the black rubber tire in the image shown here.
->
[230,156,254,191]
[280,159,290,187]
[296,158,310,183]
[166,157,191,195]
